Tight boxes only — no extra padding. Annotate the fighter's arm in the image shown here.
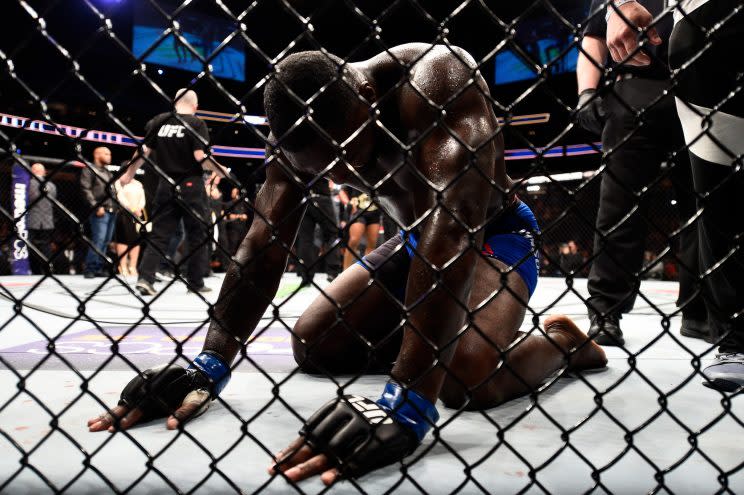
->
[391,118,495,403]
[202,154,306,363]
[87,147,307,432]
[270,67,499,485]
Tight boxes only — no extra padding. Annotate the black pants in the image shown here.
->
[588,77,704,318]
[296,194,341,282]
[139,178,209,288]
[669,0,744,351]
[29,229,53,274]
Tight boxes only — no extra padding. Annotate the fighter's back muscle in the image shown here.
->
[360,45,504,212]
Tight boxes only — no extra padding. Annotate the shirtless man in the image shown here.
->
[87,44,607,485]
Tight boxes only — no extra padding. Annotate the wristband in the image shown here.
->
[189,351,231,396]
[376,381,439,442]
[605,0,637,22]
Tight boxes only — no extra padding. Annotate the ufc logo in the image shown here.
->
[157,124,186,138]
[347,396,393,425]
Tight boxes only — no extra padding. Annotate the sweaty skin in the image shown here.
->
[87,43,607,484]
[208,43,508,400]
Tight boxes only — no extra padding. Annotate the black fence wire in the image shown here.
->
[0,0,742,493]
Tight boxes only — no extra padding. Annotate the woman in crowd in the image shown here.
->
[113,179,146,277]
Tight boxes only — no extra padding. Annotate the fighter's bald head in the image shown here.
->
[175,88,198,114]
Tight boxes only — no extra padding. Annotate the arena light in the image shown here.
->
[525,171,586,184]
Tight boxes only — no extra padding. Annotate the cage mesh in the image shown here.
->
[0,0,742,493]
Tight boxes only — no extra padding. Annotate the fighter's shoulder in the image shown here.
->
[407,45,479,103]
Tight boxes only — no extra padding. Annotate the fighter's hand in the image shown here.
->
[607,1,662,66]
[269,383,439,485]
[87,364,211,432]
[87,353,232,432]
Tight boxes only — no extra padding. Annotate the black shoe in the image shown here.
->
[135,279,157,296]
[680,316,712,342]
[83,272,96,279]
[588,312,624,347]
[187,285,212,294]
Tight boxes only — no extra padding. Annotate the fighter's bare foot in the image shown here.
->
[544,315,608,371]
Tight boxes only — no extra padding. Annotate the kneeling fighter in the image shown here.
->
[87,44,607,485]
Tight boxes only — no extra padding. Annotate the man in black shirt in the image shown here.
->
[120,88,229,296]
[603,0,744,391]
[575,0,706,345]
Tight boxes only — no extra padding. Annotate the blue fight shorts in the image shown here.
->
[356,199,540,299]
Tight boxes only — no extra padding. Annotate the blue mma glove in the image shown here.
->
[298,381,439,478]
[118,351,231,423]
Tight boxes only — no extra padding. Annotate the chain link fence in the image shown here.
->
[1,0,742,492]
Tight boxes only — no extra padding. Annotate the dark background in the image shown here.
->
[1,0,599,174]
[0,0,683,277]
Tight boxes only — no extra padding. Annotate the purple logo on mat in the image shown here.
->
[0,325,292,356]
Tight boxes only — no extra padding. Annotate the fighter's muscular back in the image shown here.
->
[204,44,511,374]
[326,43,509,227]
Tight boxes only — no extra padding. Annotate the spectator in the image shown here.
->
[342,187,381,270]
[27,163,57,274]
[80,147,116,278]
[113,179,146,277]
[295,179,342,285]
[224,187,251,256]
[559,240,585,275]
[206,175,228,272]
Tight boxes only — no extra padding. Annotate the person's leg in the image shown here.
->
[315,196,342,278]
[295,210,319,284]
[364,221,381,256]
[128,245,140,277]
[292,234,411,374]
[101,212,117,273]
[586,79,668,344]
[180,183,210,289]
[669,0,744,390]
[28,229,45,274]
[439,257,607,410]
[668,149,709,339]
[138,188,180,285]
[115,243,129,276]
[343,221,365,269]
[84,214,107,275]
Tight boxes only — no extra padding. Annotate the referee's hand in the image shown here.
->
[607,1,662,66]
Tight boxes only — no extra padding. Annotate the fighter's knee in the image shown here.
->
[291,316,320,372]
